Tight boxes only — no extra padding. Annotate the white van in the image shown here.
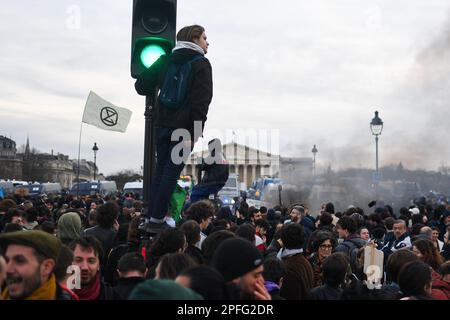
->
[123,181,143,199]
[100,181,118,195]
[11,180,29,187]
[41,182,62,195]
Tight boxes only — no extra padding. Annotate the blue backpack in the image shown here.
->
[159,55,205,109]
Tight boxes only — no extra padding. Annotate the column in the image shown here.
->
[243,165,248,188]
[252,165,256,184]
[238,165,244,183]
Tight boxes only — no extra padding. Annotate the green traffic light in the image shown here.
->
[140,44,166,68]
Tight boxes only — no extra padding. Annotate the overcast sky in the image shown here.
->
[1,0,449,175]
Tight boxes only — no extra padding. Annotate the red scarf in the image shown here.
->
[74,274,101,300]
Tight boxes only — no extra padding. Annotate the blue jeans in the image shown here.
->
[190,184,224,203]
[147,127,191,221]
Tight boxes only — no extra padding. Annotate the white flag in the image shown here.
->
[82,91,132,133]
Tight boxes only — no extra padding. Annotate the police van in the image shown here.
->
[218,174,240,208]
[25,183,62,198]
[70,181,117,196]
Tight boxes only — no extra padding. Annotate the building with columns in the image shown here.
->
[183,142,280,187]
[182,142,315,188]
[0,135,23,179]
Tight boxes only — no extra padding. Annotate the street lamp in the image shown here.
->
[92,142,99,181]
[311,144,318,178]
[370,111,383,173]
[278,184,282,207]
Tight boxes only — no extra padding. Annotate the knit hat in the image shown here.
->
[129,279,203,300]
[0,230,61,262]
[212,238,263,282]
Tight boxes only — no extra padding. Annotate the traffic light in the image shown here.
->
[131,0,177,79]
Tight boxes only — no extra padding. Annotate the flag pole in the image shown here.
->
[76,121,83,199]
[77,92,90,199]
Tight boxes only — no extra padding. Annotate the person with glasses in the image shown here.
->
[308,231,337,287]
[307,252,351,300]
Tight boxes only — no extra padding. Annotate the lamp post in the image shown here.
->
[92,142,99,181]
[278,184,282,207]
[311,144,318,178]
[370,111,383,195]
[370,111,383,172]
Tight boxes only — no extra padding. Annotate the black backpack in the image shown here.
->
[342,239,364,273]
[159,55,205,109]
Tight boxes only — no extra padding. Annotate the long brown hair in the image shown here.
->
[413,238,444,271]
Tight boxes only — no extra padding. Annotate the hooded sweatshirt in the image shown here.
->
[57,212,81,244]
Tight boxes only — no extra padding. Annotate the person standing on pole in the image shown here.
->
[135,25,213,235]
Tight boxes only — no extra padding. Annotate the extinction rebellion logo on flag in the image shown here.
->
[100,107,119,127]
[82,91,132,133]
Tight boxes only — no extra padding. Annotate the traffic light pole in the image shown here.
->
[142,88,158,207]
[131,0,177,211]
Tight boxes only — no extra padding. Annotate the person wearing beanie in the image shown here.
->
[212,238,271,300]
[129,279,203,300]
[0,230,74,300]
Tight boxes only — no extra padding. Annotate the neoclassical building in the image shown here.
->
[0,136,101,188]
[182,142,314,188]
[183,142,280,187]
[0,135,23,179]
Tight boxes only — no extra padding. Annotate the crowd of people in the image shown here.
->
[0,191,449,300]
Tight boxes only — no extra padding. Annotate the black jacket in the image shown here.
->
[83,226,118,259]
[185,244,204,265]
[335,234,366,255]
[113,277,145,300]
[196,155,229,187]
[105,242,140,286]
[135,48,213,140]
[307,284,342,300]
[98,281,118,300]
